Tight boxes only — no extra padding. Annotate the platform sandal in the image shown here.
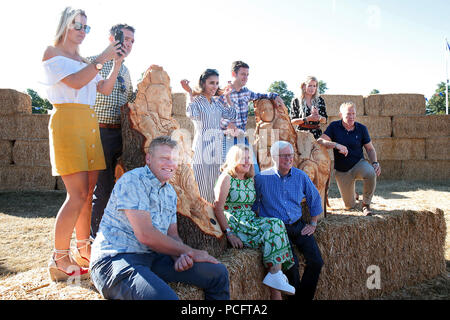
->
[48,249,89,282]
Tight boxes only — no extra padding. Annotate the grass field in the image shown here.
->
[0,180,449,299]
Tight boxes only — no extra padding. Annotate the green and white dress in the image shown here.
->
[224,176,295,271]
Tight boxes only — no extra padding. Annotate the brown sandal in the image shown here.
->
[362,204,373,216]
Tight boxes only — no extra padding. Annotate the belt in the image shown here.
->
[99,123,121,129]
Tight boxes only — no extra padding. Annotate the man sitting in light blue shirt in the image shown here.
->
[253,140,324,300]
[90,136,230,300]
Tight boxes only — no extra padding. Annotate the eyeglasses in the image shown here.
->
[277,153,294,159]
[117,76,126,93]
[72,22,91,33]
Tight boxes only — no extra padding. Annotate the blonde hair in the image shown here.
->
[221,144,255,179]
[300,76,320,101]
[54,7,87,46]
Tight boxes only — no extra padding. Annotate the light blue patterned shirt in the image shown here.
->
[90,165,178,267]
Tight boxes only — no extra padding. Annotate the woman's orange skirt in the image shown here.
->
[49,103,106,176]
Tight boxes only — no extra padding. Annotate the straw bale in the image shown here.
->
[0,166,55,191]
[425,137,450,160]
[12,139,50,167]
[246,115,256,130]
[0,89,32,115]
[0,140,13,165]
[173,116,194,137]
[321,95,364,117]
[0,208,444,300]
[376,160,403,180]
[401,160,450,181]
[392,115,450,138]
[327,116,392,138]
[364,94,426,116]
[172,92,187,116]
[370,138,425,160]
[168,248,271,300]
[0,114,50,140]
[311,208,446,300]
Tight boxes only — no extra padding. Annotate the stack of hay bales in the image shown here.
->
[0,89,56,190]
[170,208,446,300]
[322,93,450,181]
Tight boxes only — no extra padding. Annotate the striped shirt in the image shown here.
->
[86,56,136,125]
[218,87,279,131]
[252,167,323,225]
[187,94,237,203]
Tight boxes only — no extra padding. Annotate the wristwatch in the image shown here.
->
[93,61,103,71]
[223,227,232,234]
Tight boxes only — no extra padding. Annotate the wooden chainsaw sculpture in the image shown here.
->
[117,65,227,257]
[253,99,331,220]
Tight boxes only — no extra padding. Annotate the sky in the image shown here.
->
[1,0,449,100]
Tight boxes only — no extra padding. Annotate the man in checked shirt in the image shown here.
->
[87,24,136,238]
[219,61,285,174]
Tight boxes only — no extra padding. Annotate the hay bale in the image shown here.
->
[173,116,194,137]
[0,114,50,140]
[401,160,450,181]
[0,140,13,165]
[425,137,450,160]
[392,115,450,138]
[370,138,425,160]
[376,160,403,180]
[0,166,55,191]
[170,248,271,300]
[12,139,50,167]
[327,116,392,138]
[312,208,446,300]
[246,115,256,130]
[172,92,187,116]
[321,95,364,117]
[0,208,444,300]
[0,89,32,115]
[364,94,426,116]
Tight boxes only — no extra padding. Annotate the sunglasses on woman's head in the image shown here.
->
[72,22,91,33]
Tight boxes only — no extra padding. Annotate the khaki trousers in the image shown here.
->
[334,159,377,209]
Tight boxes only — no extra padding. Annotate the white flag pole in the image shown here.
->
[446,38,449,115]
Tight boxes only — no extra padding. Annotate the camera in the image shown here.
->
[114,29,125,56]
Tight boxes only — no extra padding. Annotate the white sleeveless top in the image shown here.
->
[41,56,103,106]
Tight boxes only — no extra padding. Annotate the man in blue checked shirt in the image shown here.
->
[219,61,285,174]
[253,140,324,300]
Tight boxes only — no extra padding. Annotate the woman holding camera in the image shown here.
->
[290,76,328,139]
[41,7,125,281]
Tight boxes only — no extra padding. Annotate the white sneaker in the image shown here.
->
[262,270,296,295]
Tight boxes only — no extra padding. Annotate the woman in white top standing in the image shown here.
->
[42,7,125,281]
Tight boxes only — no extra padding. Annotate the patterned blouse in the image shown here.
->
[290,95,327,139]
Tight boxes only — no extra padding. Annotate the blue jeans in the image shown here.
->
[91,127,122,237]
[90,253,230,300]
[284,219,324,300]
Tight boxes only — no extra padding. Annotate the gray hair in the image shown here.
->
[270,141,294,158]
[148,136,178,155]
[339,101,357,114]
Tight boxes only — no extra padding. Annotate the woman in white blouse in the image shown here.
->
[42,7,124,281]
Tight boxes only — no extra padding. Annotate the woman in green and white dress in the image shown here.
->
[214,144,295,299]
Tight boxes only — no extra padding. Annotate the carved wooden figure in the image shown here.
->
[253,99,331,220]
[117,65,226,257]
